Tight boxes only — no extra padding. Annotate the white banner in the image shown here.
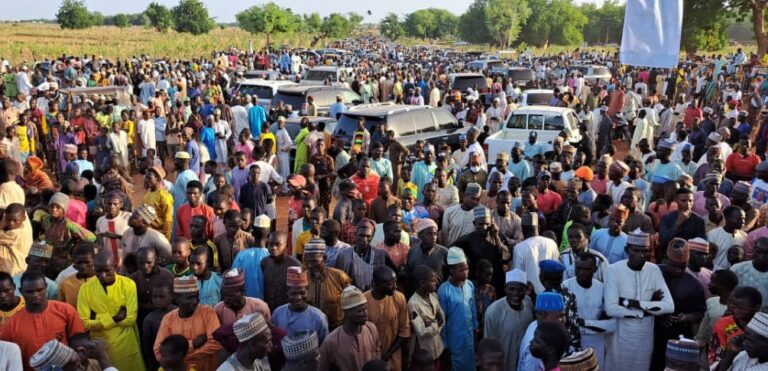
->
[619,0,683,69]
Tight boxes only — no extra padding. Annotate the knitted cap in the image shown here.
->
[234,312,269,342]
[665,337,700,369]
[550,162,563,172]
[708,132,722,143]
[657,139,676,150]
[222,268,245,288]
[173,276,199,294]
[63,144,78,154]
[535,291,565,311]
[627,228,650,247]
[303,238,326,256]
[340,286,367,310]
[473,206,491,221]
[134,204,158,225]
[282,330,319,361]
[29,241,54,259]
[496,151,509,161]
[148,164,167,180]
[48,192,69,210]
[29,340,78,370]
[286,266,308,287]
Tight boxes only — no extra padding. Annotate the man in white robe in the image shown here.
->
[483,269,534,370]
[441,183,481,247]
[562,253,616,370]
[513,212,560,293]
[604,229,674,371]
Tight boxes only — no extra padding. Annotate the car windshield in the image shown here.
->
[593,66,611,76]
[305,70,337,81]
[487,61,504,70]
[237,85,274,99]
[271,92,305,108]
[334,115,386,139]
[509,69,535,82]
[526,92,552,105]
[452,76,488,91]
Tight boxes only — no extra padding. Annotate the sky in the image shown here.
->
[3,0,610,23]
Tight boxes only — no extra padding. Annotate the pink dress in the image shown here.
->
[66,198,88,228]
[235,142,255,165]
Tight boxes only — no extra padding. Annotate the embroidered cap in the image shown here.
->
[447,247,467,265]
[29,340,78,371]
[665,337,700,369]
[233,312,269,342]
[687,238,709,254]
[222,268,245,288]
[415,218,438,234]
[340,286,367,310]
[286,266,308,287]
[254,215,271,229]
[473,206,491,221]
[627,228,650,247]
[282,330,319,361]
[175,151,191,160]
[173,276,199,294]
[29,241,54,259]
[666,238,690,264]
[303,238,327,256]
[134,204,158,225]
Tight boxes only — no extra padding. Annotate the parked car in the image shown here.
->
[505,67,537,86]
[332,105,468,152]
[300,66,348,85]
[448,73,490,98]
[234,79,297,109]
[271,85,363,116]
[485,106,582,161]
[568,65,612,84]
[519,89,554,106]
[466,59,505,72]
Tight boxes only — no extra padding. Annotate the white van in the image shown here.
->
[234,79,297,109]
[485,106,582,160]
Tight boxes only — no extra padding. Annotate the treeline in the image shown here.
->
[54,0,738,53]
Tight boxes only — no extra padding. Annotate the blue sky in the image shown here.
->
[3,0,610,23]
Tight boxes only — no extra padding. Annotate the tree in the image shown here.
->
[379,13,404,40]
[144,2,172,32]
[728,0,766,57]
[90,11,104,26]
[318,13,351,43]
[682,0,729,53]
[114,13,130,28]
[522,0,587,47]
[579,1,624,45]
[348,12,364,30]
[429,8,458,39]
[485,0,531,47]
[459,0,492,43]
[236,3,297,49]
[302,12,322,34]
[56,0,94,29]
[171,0,214,35]
[405,9,436,39]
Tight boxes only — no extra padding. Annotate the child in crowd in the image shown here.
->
[167,239,192,277]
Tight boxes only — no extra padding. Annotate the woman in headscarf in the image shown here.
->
[40,192,97,273]
[22,155,54,193]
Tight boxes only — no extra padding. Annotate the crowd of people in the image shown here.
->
[0,37,767,371]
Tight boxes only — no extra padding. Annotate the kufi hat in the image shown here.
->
[609,160,629,174]
[549,162,563,173]
[282,330,319,361]
[173,276,199,294]
[747,312,768,338]
[473,206,491,221]
[340,286,367,310]
[254,215,271,229]
[415,218,438,234]
[175,151,191,159]
[734,181,752,196]
[708,132,722,143]
[665,337,700,369]
[539,259,566,274]
[48,192,69,210]
[574,166,594,181]
[29,340,78,370]
[535,291,565,311]
[465,182,482,196]
[559,348,598,371]
[506,269,527,284]
[705,172,722,183]
[703,107,713,114]
[682,143,693,152]
[521,212,539,227]
[513,141,525,150]
[222,268,245,288]
[688,238,709,254]
[666,238,690,264]
[286,266,308,287]
[233,312,269,342]
[496,151,509,161]
[627,228,650,247]
[447,247,467,265]
[134,204,158,225]
[29,241,54,259]
[304,238,326,256]
[63,143,78,154]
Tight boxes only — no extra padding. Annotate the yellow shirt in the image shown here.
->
[0,296,24,331]
[125,120,135,145]
[59,275,95,308]
[294,230,313,257]
[15,124,31,153]
[77,275,145,371]
[143,188,174,240]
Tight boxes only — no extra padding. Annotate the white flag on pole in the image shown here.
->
[620,0,683,69]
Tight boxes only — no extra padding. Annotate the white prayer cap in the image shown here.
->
[447,247,467,265]
[506,269,526,285]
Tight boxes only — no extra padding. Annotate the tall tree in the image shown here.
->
[523,0,587,47]
[171,0,215,35]
[302,13,322,34]
[348,12,364,30]
[404,9,436,39]
[114,13,130,28]
[579,1,624,45]
[682,0,730,53]
[56,0,95,29]
[729,0,768,57]
[316,13,351,45]
[144,2,173,32]
[379,13,404,40]
[236,3,296,48]
[485,0,532,47]
[459,0,491,43]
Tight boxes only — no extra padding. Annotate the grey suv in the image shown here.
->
[271,85,363,116]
